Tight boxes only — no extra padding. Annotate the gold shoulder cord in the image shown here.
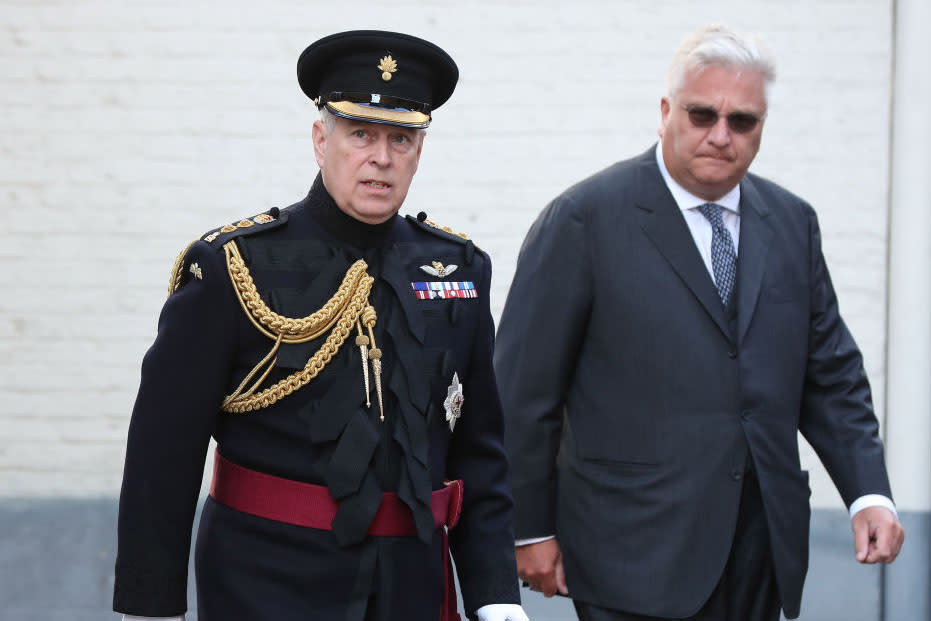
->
[168,240,199,296]
[221,241,385,418]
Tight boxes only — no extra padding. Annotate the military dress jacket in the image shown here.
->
[113,175,520,620]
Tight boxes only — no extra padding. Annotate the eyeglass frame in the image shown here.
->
[680,103,766,134]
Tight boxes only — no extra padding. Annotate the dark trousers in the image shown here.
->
[574,471,781,621]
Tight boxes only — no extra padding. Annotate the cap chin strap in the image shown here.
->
[316,91,432,115]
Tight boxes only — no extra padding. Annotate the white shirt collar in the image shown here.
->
[654,143,741,215]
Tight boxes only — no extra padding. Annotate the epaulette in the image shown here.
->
[168,207,288,296]
[406,211,470,244]
[201,207,289,246]
[406,211,482,266]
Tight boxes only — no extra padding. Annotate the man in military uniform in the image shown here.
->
[113,30,528,621]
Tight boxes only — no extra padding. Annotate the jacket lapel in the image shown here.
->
[378,243,426,345]
[734,176,773,345]
[634,154,733,343]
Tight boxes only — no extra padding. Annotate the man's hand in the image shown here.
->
[852,506,905,563]
[516,538,568,597]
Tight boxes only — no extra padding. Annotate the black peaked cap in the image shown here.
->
[297,30,459,128]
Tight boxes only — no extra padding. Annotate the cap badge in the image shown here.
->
[444,372,464,432]
[378,55,398,81]
[420,261,458,278]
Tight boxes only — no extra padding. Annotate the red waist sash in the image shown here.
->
[209,450,463,621]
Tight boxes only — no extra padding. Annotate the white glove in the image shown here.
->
[122,616,185,621]
[475,603,530,621]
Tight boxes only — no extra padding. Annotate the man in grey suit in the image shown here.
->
[494,24,904,621]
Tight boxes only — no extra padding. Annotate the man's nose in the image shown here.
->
[706,116,731,146]
[370,137,391,166]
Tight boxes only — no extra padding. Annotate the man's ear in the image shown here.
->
[659,97,671,138]
[312,120,327,169]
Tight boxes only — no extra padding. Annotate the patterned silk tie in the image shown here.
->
[697,203,737,305]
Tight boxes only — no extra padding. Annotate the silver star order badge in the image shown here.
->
[444,372,464,432]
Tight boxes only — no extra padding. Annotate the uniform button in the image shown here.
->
[731,469,743,481]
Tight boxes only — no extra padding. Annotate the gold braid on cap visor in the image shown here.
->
[220,241,385,418]
[326,101,431,128]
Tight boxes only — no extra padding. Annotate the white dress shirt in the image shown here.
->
[654,143,741,270]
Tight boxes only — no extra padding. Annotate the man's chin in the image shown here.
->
[688,170,740,198]
[348,203,401,225]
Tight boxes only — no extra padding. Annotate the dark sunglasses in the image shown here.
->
[681,104,764,134]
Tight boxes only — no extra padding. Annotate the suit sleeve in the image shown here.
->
[797,209,892,506]
[447,254,521,616]
[493,195,593,538]
[113,241,238,616]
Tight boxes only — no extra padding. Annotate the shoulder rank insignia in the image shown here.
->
[424,218,469,240]
[170,208,286,297]
[411,281,476,299]
[201,207,287,246]
[406,212,470,241]
[444,372,464,432]
[420,261,458,278]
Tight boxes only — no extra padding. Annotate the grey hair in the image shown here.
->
[319,106,337,134]
[666,24,776,102]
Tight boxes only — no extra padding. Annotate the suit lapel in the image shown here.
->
[734,176,773,345]
[634,154,733,343]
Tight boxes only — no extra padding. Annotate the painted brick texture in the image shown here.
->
[0,1,892,507]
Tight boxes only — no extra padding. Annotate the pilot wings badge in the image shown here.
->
[420,261,458,278]
[444,372,464,432]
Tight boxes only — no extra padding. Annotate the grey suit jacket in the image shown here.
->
[494,147,892,618]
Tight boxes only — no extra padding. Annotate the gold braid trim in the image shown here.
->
[168,239,199,296]
[221,241,382,416]
[224,241,366,343]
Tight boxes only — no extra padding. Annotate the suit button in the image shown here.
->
[728,349,737,359]
[731,469,743,481]
[741,410,751,421]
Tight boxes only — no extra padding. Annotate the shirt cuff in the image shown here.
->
[849,494,898,520]
[515,535,555,546]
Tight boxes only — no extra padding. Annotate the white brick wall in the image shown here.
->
[0,0,892,507]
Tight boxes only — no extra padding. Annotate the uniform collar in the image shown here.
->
[305,173,398,248]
